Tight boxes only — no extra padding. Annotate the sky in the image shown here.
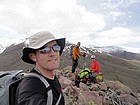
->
[0,0,140,53]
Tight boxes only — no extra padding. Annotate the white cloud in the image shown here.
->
[122,46,140,53]
[0,0,105,39]
[99,27,133,38]
[0,38,22,47]
[88,27,140,47]
[0,0,140,53]
[110,11,122,17]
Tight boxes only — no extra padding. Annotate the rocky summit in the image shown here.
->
[57,66,140,105]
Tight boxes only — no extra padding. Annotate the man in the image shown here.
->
[90,55,100,73]
[15,31,65,105]
[71,42,85,73]
[90,55,100,83]
[75,68,91,87]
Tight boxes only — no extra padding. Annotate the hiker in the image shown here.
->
[90,55,101,83]
[75,68,91,87]
[90,55,100,73]
[71,42,85,73]
[15,31,65,105]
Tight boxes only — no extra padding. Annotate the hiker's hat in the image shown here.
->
[77,42,81,45]
[76,42,81,47]
[21,31,65,64]
[91,55,96,59]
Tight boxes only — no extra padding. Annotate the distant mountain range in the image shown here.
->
[1,42,140,59]
[89,45,125,52]
[1,41,140,62]
[87,45,140,61]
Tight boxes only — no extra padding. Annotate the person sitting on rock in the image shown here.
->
[90,55,103,83]
[75,68,91,87]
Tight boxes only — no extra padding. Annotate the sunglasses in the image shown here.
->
[39,45,61,54]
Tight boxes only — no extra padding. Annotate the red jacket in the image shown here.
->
[90,60,100,73]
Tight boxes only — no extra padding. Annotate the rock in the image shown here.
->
[119,94,139,104]
[98,82,107,91]
[58,66,139,105]
[90,83,100,91]
[59,75,73,89]
[105,81,133,94]
[79,82,90,91]
[78,91,103,105]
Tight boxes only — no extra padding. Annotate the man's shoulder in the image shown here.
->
[19,73,46,91]
[21,75,44,85]
[72,46,77,52]
[72,46,76,49]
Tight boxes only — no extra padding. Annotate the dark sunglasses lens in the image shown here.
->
[53,45,61,52]
[39,45,61,53]
[39,47,50,53]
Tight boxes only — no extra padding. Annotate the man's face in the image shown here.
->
[92,58,95,61]
[33,41,60,71]
[76,43,80,48]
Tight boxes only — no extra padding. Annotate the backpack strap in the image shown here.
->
[55,93,62,105]
[24,73,53,105]
[24,73,62,105]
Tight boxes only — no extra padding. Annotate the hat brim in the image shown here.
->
[56,38,65,55]
[21,38,65,64]
[21,48,36,64]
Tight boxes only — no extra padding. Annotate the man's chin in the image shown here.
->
[48,65,59,70]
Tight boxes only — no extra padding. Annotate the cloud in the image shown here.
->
[0,0,140,53]
[0,37,22,47]
[0,0,105,40]
[88,27,140,47]
[110,12,122,17]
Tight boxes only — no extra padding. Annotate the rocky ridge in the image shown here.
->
[57,66,140,105]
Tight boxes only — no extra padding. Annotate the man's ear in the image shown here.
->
[29,53,36,62]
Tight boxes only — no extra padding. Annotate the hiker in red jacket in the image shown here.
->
[90,55,100,73]
[89,55,100,83]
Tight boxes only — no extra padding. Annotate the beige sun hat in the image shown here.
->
[21,31,65,64]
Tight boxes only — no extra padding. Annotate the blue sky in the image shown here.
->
[0,0,140,53]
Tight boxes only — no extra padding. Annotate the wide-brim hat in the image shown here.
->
[21,31,65,64]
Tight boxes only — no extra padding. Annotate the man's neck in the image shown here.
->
[35,67,55,80]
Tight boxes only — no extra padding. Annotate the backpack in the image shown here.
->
[78,68,90,79]
[0,70,62,105]
[69,44,75,56]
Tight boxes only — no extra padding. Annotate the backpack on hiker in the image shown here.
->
[69,44,75,56]
[0,70,61,105]
[75,68,91,87]
[78,68,91,80]
[75,68,104,87]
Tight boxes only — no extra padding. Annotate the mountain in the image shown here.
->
[0,44,6,54]
[89,45,125,53]
[0,43,34,71]
[0,42,140,92]
[89,45,140,61]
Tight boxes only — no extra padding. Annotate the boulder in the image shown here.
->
[78,91,102,105]
[59,75,73,89]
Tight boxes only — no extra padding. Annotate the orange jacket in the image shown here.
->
[72,47,83,60]
[90,60,100,73]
